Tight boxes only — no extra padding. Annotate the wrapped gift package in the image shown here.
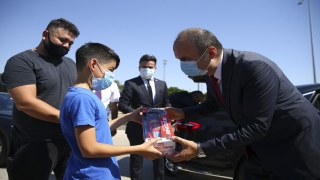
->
[142,108,175,154]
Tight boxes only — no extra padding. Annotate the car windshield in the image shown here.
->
[0,93,14,110]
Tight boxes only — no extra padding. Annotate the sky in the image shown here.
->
[0,0,319,93]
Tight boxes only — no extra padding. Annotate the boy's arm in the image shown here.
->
[108,107,142,130]
[75,125,162,159]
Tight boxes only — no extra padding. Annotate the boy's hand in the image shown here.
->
[129,107,143,124]
[140,138,163,160]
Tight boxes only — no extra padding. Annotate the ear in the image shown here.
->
[42,30,49,41]
[207,46,217,59]
[88,58,98,71]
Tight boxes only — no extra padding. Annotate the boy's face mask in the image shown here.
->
[91,63,114,90]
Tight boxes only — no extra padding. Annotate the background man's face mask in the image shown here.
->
[44,32,69,58]
[140,68,155,79]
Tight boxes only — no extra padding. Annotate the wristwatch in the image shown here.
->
[197,143,206,157]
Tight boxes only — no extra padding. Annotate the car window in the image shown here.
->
[302,91,313,100]
[0,93,14,110]
[310,93,320,111]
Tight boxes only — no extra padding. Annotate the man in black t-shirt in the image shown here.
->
[1,18,80,180]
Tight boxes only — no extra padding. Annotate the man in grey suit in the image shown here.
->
[165,28,320,179]
[119,54,171,180]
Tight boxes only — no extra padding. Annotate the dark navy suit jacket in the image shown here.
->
[183,49,320,177]
[118,76,171,136]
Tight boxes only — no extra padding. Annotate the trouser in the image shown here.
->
[6,135,72,180]
[127,134,164,180]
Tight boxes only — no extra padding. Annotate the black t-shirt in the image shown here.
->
[1,50,77,142]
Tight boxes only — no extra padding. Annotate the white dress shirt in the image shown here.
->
[93,82,120,117]
[140,76,156,101]
[213,50,224,95]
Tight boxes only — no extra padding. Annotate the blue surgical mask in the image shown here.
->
[91,63,115,90]
[140,68,155,79]
[180,48,211,76]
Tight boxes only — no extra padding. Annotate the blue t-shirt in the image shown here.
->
[60,87,120,180]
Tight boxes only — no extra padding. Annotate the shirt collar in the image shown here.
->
[140,75,154,82]
[214,49,224,80]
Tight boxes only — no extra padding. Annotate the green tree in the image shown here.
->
[167,87,187,96]
[114,80,123,92]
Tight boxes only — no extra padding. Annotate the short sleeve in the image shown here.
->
[1,54,36,90]
[110,82,120,103]
[70,93,96,127]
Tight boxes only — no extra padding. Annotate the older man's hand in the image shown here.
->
[165,107,185,121]
[165,136,198,162]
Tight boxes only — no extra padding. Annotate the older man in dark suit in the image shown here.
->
[165,28,320,180]
[119,54,171,180]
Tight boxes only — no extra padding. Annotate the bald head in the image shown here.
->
[174,28,223,56]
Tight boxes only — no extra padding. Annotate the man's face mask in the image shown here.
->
[91,63,115,90]
[44,32,69,58]
[140,68,155,79]
[180,48,211,76]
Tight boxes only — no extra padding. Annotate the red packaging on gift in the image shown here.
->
[142,108,175,154]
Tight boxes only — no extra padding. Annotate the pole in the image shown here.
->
[307,0,316,83]
[298,0,317,83]
[163,60,167,81]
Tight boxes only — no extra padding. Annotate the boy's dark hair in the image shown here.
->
[75,42,120,71]
[139,54,157,65]
[46,18,80,37]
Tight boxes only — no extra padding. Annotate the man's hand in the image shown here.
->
[139,138,163,160]
[165,107,185,121]
[165,136,198,162]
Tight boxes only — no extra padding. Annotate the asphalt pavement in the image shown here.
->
[0,129,212,180]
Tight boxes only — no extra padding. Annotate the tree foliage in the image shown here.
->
[114,80,123,92]
[167,87,187,96]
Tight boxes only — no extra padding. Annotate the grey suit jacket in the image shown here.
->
[118,76,171,135]
[183,49,320,174]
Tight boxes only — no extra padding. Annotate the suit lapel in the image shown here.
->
[153,79,159,104]
[221,49,234,117]
[137,76,153,105]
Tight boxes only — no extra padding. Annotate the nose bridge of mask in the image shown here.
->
[97,62,114,77]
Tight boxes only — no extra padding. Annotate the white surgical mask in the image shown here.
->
[140,68,155,79]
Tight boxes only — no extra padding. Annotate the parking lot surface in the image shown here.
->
[0,129,215,180]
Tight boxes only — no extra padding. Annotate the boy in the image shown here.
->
[60,42,162,180]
